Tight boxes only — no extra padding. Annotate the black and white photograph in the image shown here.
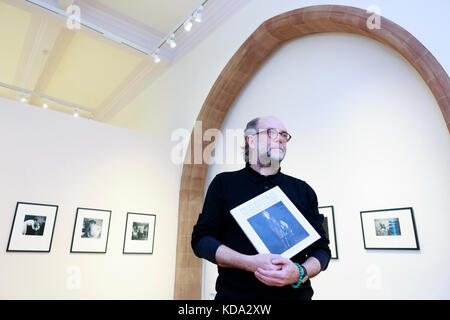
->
[360,207,420,250]
[123,212,156,254]
[81,218,103,239]
[131,222,149,240]
[374,218,401,236]
[230,186,321,258]
[7,202,58,252]
[248,201,309,255]
[22,215,46,236]
[319,206,338,259]
[70,208,111,253]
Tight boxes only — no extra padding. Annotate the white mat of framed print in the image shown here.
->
[70,208,111,253]
[7,202,58,252]
[360,207,420,250]
[123,212,156,254]
[230,186,320,258]
[318,206,338,259]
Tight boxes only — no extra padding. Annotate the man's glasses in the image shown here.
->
[254,128,292,142]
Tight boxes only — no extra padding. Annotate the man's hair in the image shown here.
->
[243,117,260,163]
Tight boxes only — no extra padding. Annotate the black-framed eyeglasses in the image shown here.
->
[254,128,292,142]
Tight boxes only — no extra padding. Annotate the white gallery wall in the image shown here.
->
[202,32,450,300]
[0,98,180,299]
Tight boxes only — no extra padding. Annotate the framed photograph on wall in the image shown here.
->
[70,207,111,253]
[7,202,58,252]
[360,207,419,250]
[318,206,338,259]
[123,212,156,254]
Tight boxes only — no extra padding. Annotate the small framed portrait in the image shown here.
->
[360,207,420,250]
[123,212,156,254]
[7,202,58,252]
[318,206,338,259]
[70,208,111,253]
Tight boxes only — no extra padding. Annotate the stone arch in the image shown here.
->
[174,5,449,299]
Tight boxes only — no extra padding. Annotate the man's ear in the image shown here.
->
[247,134,256,149]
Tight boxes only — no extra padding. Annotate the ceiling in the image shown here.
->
[0,0,249,120]
[94,0,203,34]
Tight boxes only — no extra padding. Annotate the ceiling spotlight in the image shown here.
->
[166,34,176,48]
[152,51,161,63]
[184,18,193,32]
[43,102,48,109]
[74,109,79,117]
[19,92,28,102]
[194,5,203,23]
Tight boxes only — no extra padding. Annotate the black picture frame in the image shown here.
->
[70,207,112,253]
[318,205,338,259]
[122,212,156,254]
[360,207,420,250]
[6,202,58,252]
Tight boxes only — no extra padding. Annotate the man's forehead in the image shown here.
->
[258,117,287,131]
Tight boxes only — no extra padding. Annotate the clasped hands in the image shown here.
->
[247,253,299,287]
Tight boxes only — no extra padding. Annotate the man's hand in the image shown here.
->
[246,253,283,272]
[215,245,281,272]
[215,245,321,287]
[254,256,299,287]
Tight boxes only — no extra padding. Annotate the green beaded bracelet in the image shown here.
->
[291,263,303,289]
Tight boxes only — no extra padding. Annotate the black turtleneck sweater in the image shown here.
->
[191,163,331,301]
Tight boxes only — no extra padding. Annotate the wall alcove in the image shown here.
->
[174,5,450,299]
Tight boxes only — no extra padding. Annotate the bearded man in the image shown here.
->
[191,116,331,301]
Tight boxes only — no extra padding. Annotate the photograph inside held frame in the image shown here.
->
[1,0,448,301]
[248,201,310,255]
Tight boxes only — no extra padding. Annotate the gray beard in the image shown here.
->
[257,148,285,168]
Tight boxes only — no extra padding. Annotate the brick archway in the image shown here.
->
[174,5,449,299]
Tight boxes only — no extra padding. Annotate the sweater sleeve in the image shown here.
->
[298,182,332,271]
[191,175,224,264]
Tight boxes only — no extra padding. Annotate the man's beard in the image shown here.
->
[258,145,286,167]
